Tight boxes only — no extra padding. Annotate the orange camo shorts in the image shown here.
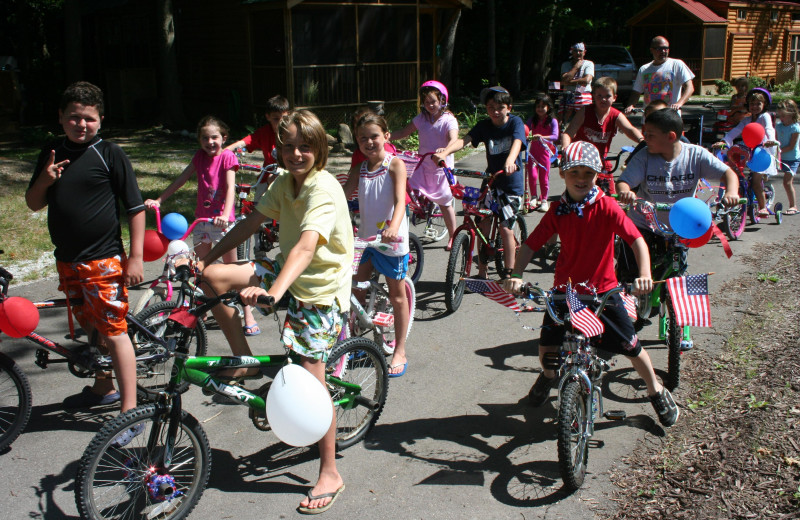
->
[56,255,129,337]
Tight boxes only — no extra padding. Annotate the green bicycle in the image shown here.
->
[74,265,388,520]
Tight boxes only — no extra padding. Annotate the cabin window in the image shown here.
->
[791,35,800,62]
[737,9,746,21]
[793,12,800,22]
[769,32,774,48]
[772,10,779,22]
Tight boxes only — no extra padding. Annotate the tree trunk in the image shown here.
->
[526,1,557,91]
[487,0,496,85]
[157,0,186,127]
[63,0,83,84]
[438,8,461,88]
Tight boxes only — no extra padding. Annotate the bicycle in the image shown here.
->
[233,150,281,261]
[441,167,528,313]
[347,235,416,356]
[397,150,449,243]
[74,264,388,520]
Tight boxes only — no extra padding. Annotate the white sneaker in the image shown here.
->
[112,422,145,447]
[539,201,550,212]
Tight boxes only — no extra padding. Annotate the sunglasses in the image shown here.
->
[652,46,669,51]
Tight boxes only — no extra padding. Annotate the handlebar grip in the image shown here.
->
[256,295,275,306]
[174,264,193,282]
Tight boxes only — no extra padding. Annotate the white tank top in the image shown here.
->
[358,153,409,256]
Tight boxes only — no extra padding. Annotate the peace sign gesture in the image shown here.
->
[41,150,70,185]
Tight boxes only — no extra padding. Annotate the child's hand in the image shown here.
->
[616,190,636,204]
[763,140,780,148]
[124,257,144,287]
[212,216,229,228]
[503,277,523,295]
[381,226,400,243]
[144,199,160,209]
[503,159,518,175]
[711,141,726,150]
[632,277,653,296]
[40,150,69,186]
[721,192,741,207]
[432,152,446,166]
[239,286,273,308]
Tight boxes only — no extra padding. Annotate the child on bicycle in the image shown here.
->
[433,86,526,279]
[561,77,644,195]
[713,87,777,217]
[390,81,459,248]
[775,99,799,215]
[503,141,678,427]
[343,112,411,377]
[525,93,559,212]
[26,81,143,413]
[144,116,260,335]
[199,110,353,514]
[728,77,750,127]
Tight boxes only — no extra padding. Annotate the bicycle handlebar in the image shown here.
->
[522,283,625,326]
[151,207,214,241]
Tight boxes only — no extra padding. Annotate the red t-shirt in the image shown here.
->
[242,125,278,167]
[526,195,641,293]
[350,142,398,167]
[575,107,620,172]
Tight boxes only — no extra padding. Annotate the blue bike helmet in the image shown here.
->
[746,87,772,106]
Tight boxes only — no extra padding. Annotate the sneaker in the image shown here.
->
[527,373,556,407]
[649,388,679,427]
[63,386,121,409]
[538,200,550,212]
[112,423,145,447]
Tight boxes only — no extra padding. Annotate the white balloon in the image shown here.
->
[266,364,333,447]
[167,240,191,257]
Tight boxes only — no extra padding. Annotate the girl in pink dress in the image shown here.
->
[391,81,459,249]
[525,94,560,212]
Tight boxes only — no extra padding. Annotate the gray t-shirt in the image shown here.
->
[619,142,729,232]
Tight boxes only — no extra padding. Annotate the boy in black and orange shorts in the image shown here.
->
[26,82,144,420]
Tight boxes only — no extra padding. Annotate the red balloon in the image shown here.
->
[679,224,714,248]
[0,297,40,338]
[143,230,169,262]
[742,122,765,148]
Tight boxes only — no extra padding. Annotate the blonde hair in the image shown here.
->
[277,110,328,171]
[592,77,618,96]
[778,99,800,124]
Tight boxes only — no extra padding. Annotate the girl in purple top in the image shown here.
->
[525,94,560,212]
[391,81,459,249]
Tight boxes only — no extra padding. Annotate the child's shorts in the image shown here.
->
[56,254,129,337]
[780,159,799,176]
[192,220,234,246]
[252,257,343,362]
[540,291,641,357]
[359,248,408,281]
[481,185,523,229]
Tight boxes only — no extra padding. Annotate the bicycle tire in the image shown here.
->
[407,232,424,285]
[493,217,528,275]
[424,204,448,242]
[75,405,211,520]
[327,337,389,449]
[664,294,682,391]
[557,380,589,491]
[721,203,746,240]
[445,232,470,313]
[0,352,32,452]
[132,301,208,401]
[373,277,416,355]
[131,286,169,316]
[747,202,760,225]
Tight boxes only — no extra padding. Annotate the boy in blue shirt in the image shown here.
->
[433,86,526,278]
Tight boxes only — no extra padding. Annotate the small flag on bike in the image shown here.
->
[566,283,604,337]
[621,291,638,320]
[666,274,711,327]
[464,278,520,313]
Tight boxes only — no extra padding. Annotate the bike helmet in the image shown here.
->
[480,85,510,105]
[420,80,448,105]
[746,87,772,106]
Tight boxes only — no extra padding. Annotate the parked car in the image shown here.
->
[587,44,637,101]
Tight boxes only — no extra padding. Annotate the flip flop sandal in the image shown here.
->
[784,208,798,215]
[297,484,345,515]
[243,324,261,336]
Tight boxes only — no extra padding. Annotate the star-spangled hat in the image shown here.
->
[561,141,603,173]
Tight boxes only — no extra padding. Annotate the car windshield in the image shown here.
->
[591,47,632,65]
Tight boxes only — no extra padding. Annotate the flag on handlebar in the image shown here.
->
[666,274,711,327]
[566,282,604,337]
[464,278,520,313]
[620,291,638,320]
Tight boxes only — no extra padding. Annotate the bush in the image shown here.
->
[748,76,768,89]
[714,80,733,96]
[775,80,800,96]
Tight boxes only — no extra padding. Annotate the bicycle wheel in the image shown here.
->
[131,286,169,316]
[494,217,528,275]
[445,232,470,313]
[0,352,32,452]
[556,380,589,491]
[424,203,448,242]
[327,337,389,449]
[721,203,746,240]
[373,277,416,355]
[75,405,211,520]
[663,294,682,391]
[132,301,208,401]
[747,202,760,225]
[407,232,424,285]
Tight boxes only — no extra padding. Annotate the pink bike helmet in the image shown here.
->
[420,80,449,105]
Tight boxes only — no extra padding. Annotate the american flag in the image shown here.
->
[464,278,521,313]
[566,283,604,337]
[621,291,638,320]
[666,274,711,327]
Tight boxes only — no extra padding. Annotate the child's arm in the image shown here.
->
[432,135,472,165]
[615,180,637,204]
[502,243,535,295]
[224,139,247,152]
[504,139,524,174]
[616,113,645,144]
[125,209,145,287]
[781,132,800,155]
[629,236,653,295]
[560,109,585,149]
[26,150,70,211]
[382,157,408,243]
[215,167,236,228]
[389,121,417,142]
[720,167,741,207]
[342,164,359,199]
[144,162,196,209]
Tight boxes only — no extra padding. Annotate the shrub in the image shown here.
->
[715,80,733,96]
[748,76,768,89]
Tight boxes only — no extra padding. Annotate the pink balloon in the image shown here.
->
[742,123,765,148]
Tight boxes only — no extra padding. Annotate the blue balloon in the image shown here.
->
[747,147,772,173]
[669,197,712,239]
[161,213,188,240]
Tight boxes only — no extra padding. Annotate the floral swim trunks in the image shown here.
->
[252,257,343,362]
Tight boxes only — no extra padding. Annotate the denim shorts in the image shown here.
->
[780,159,799,176]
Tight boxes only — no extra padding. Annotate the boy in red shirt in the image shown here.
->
[503,141,678,427]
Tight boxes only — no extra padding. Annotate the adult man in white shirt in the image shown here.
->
[624,36,695,114]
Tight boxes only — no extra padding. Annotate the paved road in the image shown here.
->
[1,134,797,519]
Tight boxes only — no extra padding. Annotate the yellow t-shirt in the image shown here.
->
[256,168,354,311]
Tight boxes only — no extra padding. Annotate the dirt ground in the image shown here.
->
[609,238,800,519]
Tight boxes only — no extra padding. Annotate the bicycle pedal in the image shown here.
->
[372,312,394,327]
[604,410,627,421]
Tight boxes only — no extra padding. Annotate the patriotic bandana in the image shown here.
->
[571,42,586,52]
[556,186,603,218]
